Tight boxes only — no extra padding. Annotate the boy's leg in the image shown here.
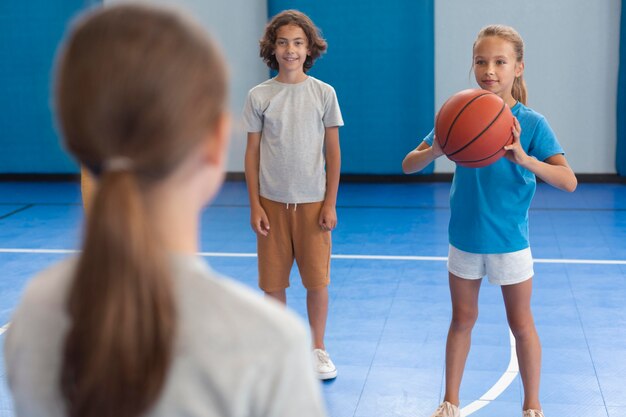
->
[306,286,328,349]
[258,198,293,300]
[291,201,331,347]
[444,273,482,406]
[266,289,286,304]
[291,201,335,379]
[308,286,335,380]
[501,278,542,411]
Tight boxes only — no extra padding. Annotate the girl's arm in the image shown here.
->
[402,138,444,174]
[505,118,577,192]
[517,153,577,192]
[320,126,340,231]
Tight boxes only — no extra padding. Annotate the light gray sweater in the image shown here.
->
[4,255,327,417]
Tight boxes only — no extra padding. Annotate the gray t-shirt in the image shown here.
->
[243,76,343,204]
[4,255,327,417]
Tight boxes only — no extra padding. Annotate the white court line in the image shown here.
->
[0,248,625,264]
[0,248,78,254]
[0,323,9,335]
[461,330,519,416]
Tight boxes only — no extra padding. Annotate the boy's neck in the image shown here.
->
[275,70,308,84]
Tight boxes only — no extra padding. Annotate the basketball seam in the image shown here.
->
[455,131,513,164]
[439,92,491,150]
[447,100,506,158]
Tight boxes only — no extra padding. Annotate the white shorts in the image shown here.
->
[447,245,534,286]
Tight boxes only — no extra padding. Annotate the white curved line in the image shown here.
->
[0,323,9,335]
[461,329,518,416]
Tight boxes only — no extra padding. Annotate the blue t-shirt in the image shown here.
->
[425,102,564,253]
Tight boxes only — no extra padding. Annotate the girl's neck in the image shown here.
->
[505,97,518,108]
[498,92,518,108]
[146,191,200,255]
[144,162,211,256]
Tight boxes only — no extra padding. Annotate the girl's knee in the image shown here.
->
[451,308,478,332]
[508,319,537,340]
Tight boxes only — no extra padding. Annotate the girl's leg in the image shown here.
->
[444,273,482,406]
[501,278,542,411]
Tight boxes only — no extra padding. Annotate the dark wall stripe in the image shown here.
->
[0,1,99,174]
[267,0,435,174]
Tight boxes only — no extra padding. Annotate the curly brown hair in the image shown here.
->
[259,10,327,73]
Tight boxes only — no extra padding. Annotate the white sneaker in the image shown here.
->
[312,349,337,380]
[430,401,460,417]
[523,410,545,417]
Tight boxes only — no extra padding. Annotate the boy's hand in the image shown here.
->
[250,205,270,236]
[503,117,531,166]
[318,204,337,231]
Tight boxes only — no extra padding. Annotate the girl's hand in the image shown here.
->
[431,135,444,158]
[503,117,531,166]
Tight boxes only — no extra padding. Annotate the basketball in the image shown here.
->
[435,89,514,168]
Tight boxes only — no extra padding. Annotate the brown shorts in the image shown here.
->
[257,197,331,292]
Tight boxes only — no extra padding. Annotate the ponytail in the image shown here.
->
[61,171,176,417]
[56,5,227,416]
[512,75,527,105]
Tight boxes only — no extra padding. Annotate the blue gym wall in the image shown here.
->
[268,0,435,174]
[1,1,622,176]
[0,1,97,174]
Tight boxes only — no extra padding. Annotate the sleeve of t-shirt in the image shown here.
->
[251,324,327,417]
[528,117,564,162]
[423,128,435,146]
[4,269,68,417]
[242,90,263,133]
[323,86,344,128]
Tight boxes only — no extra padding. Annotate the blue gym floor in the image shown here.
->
[0,180,625,417]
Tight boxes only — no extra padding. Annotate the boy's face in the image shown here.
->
[274,24,309,74]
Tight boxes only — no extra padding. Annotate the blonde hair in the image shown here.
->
[473,24,527,105]
[55,4,226,417]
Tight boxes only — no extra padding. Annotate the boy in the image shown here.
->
[243,9,343,380]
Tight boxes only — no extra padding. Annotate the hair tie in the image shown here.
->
[103,157,133,173]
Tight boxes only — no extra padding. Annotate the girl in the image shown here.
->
[402,25,577,417]
[4,4,327,417]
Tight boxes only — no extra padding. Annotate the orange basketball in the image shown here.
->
[435,89,514,168]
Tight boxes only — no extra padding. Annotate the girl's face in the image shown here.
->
[473,36,524,106]
[274,24,309,76]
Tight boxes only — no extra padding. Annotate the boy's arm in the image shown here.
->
[319,126,340,231]
[245,132,270,236]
